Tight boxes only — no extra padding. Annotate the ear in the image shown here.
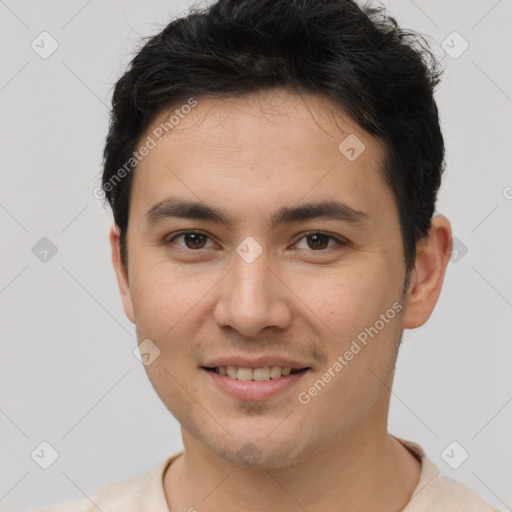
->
[402,215,453,329]
[109,223,135,324]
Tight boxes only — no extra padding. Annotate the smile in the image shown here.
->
[202,366,311,401]
[204,366,309,381]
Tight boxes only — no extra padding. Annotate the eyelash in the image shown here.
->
[164,230,348,252]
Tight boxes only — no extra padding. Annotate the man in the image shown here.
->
[32,0,499,510]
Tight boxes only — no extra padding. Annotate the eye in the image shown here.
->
[164,230,347,252]
[294,232,346,251]
[166,231,215,250]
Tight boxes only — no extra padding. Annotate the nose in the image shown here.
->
[213,248,291,337]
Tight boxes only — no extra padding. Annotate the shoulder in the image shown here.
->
[420,463,501,512]
[26,454,181,512]
[395,436,500,512]
[26,472,147,512]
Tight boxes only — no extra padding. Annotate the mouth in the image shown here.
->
[202,365,311,401]
[202,366,310,381]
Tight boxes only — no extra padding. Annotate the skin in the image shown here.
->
[110,87,453,511]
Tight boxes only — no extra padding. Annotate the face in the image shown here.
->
[111,88,419,468]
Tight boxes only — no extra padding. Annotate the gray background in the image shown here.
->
[1,0,511,510]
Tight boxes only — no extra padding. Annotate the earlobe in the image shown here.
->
[402,215,453,329]
[109,223,136,324]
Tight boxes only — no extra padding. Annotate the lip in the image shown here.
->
[203,367,311,401]
[201,356,312,371]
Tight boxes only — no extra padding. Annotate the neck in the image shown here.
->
[163,425,421,512]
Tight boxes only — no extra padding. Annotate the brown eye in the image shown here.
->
[167,231,213,250]
[295,232,345,251]
[306,234,330,250]
[183,233,208,249]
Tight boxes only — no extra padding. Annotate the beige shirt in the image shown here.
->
[30,437,499,511]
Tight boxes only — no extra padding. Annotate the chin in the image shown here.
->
[210,434,309,469]
[179,403,316,468]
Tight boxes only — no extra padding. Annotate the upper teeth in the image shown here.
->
[218,366,293,381]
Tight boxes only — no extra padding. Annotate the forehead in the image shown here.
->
[144,88,378,158]
[130,88,396,229]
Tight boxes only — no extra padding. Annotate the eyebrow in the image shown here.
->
[145,198,369,229]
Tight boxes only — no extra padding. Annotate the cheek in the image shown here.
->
[130,260,210,335]
[292,261,395,339]
[130,266,206,407]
